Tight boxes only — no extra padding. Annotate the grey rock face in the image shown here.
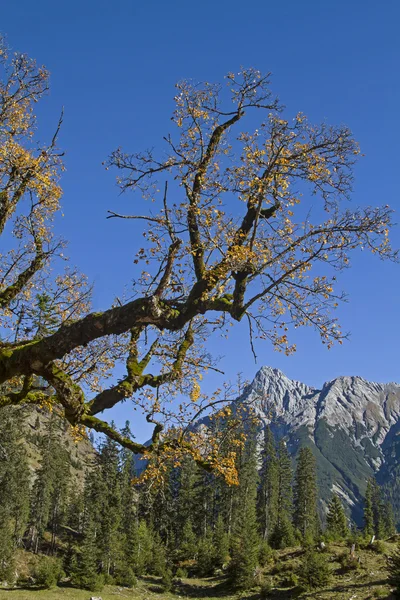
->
[237,367,400,521]
[242,367,400,453]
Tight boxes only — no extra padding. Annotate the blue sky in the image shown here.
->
[2,0,400,440]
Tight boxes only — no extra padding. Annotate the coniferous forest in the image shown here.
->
[1,407,399,597]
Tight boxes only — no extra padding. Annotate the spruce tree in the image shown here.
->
[363,478,375,538]
[48,443,70,552]
[197,531,215,576]
[71,520,104,592]
[271,439,295,548]
[0,511,15,582]
[213,515,229,569]
[135,520,153,575]
[29,413,70,553]
[364,477,386,539]
[118,423,140,576]
[228,436,260,590]
[294,447,319,541]
[178,519,197,561]
[0,407,30,563]
[299,549,330,590]
[97,433,123,577]
[149,531,167,576]
[371,478,385,539]
[176,457,202,540]
[382,501,397,538]
[326,494,348,540]
[257,427,279,542]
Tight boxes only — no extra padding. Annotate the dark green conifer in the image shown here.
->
[382,501,397,538]
[213,515,229,569]
[0,408,30,562]
[294,447,319,541]
[271,439,295,548]
[29,413,70,553]
[364,478,375,538]
[257,427,279,541]
[97,432,123,577]
[326,494,348,540]
[228,436,260,590]
[71,520,104,592]
[299,549,330,590]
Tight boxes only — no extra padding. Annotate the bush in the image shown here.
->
[116,567,137,588]
[0,554,15,584]
[197,536,215,576]
[104,573,116,585]
[259,540,274,566]
[71,570,104,592]
[338,551,359,572]
[175,567,188,579]
[298,550,330,591]
[33,556,64,589]
[372,540,386,554]
[280,572,299,588]
[388,543,400,596]
[260,579,273,599]
[161,568,173,592]
[373,588,387,598]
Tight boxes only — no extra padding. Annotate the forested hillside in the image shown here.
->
[223,367,400,526]
[1,406,399,597]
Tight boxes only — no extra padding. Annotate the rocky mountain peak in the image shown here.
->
[242,368,400,442]
[236,366,400,523]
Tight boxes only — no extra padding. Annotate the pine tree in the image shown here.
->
[179,519,197,561]
[257,427,279,542]
[197,530,215,576]
[326,494,348,540]
[31,293,60,338]
[71,520,104,592]
[363,478,385,539]
[97,433,123,577]
[294,447,319,541]
[382,501,397,538]
[135,520,153,575]
[213,515,229,569]
[28,414,70,553]
[0,510,15,582]
[363,478,375,538]
[149,531,167,576]
[299,549,330,590]
[118,423,139,576]
[228,436,260,590]
[0,407,30,564]
[271,439,295,548]
[371,478,385,539]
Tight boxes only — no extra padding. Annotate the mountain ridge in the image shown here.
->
[236,366,400,524]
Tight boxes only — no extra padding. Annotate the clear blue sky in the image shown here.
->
[2,0,400,440]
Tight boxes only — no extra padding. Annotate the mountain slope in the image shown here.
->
[1,404,96,486]
[237,367,400,524]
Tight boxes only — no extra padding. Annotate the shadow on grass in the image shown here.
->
[0,586,55,592]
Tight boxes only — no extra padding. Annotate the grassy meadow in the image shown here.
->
[0,539,398,600]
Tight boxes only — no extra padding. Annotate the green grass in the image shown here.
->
[1,540,398,600]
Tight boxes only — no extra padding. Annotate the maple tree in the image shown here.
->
[0,37,397,477]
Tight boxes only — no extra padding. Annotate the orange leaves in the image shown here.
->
[190,379,201,403]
